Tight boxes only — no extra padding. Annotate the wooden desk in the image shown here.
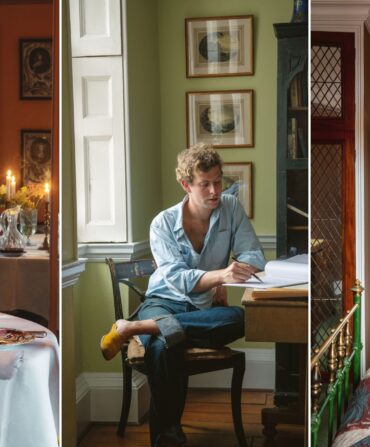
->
[243,296,307,343]
[242,292,308,445]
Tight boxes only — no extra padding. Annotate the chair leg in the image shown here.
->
[117,362,132,437]
[231,353,248,447]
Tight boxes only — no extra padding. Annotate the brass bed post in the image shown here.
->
[352,280,364,389]
[310,280,364,447]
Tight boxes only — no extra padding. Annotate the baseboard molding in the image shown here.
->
[75,348,274,434]
[76,370,150,438]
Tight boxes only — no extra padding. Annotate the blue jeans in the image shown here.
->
[138,297,244,447]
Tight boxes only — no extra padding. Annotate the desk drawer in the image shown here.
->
[244,302,307,343]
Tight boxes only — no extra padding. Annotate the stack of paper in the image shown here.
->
[225,254,309,289]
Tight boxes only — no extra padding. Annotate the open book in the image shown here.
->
[225,254,308,289]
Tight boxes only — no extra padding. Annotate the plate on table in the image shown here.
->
[0,328,47,348]
[0,249,25,257]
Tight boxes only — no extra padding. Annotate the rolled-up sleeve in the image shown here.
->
[150,223,206,296]
[231,200,266,271]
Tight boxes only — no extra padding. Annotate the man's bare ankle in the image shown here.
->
[116,320,131,337]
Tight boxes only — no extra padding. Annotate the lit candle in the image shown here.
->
[44,182,50,202]
[6,170,11,200]
[10,176,16,198]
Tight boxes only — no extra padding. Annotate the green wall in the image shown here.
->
[61,0,77,263]
[62,1,293,440]
[71,0,291,373]
[126,0,163,241]
[62,0,78,445]
[158,0,292,234]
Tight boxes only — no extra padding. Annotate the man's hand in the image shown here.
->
[193,261,259,292]
[212,285,228,306]
[221,261,258,284]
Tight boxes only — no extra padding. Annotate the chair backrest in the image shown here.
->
[105,258,156,321]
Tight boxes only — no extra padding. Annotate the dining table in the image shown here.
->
[0,312,59,447]
[0,234,50,321]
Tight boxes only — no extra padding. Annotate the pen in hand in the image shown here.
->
[231,257,264,283]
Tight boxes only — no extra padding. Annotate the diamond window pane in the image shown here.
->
[311,46,342,118]
[311,144,343,352]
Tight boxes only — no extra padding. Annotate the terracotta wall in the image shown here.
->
[0,3,52,186]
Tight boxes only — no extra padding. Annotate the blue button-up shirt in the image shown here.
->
[146,194,266,309]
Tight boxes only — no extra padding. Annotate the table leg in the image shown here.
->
[261,343,307,444]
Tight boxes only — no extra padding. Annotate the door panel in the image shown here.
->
[311,32,355,351]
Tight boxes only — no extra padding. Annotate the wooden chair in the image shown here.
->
[105,257,248,446]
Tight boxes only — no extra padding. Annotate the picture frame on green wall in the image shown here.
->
[20,38,52,100]
[186,90,254,148]
[185,15,254,78]
[222,162,253,218]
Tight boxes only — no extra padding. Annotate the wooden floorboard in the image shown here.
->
[79,389,304,447]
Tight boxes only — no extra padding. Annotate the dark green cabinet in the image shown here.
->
[273,22,308,412]
[274,23,308,258]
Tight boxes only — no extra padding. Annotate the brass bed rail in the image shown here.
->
[311,280,364,447]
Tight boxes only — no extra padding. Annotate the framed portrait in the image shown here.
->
[20,39,52,99]
[186,90,254,148]
[21,130,52,185]
[222,162,253,218]
[185,15,253,78]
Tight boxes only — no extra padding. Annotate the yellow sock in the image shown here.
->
[100,324,123,361]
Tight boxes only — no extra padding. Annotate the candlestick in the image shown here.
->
[6,170,11,200]
[39,201,50,251]
[44,182,50,203]
[10,176,16,198]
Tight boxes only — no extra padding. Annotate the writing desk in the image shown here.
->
[242,291,308,445]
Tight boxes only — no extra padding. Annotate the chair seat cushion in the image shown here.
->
[127,337,234,365]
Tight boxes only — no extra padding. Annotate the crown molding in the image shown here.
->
[366,15,370,33]
[312,0,370,23]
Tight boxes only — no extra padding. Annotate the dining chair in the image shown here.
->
[105,257,248,447]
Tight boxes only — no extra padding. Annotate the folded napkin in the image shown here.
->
[0,350,24,380]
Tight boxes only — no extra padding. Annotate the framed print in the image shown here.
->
[222,162,253,218]
[186,90,254,148]
[21,130,52,184]
[185,15,253,77]
[20,39,52,99]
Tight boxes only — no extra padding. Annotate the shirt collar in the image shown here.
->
[173,195,188,233]
[173,195,225,234]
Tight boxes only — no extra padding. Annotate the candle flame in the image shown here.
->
[45,182,50,192]
[6,170,11,178]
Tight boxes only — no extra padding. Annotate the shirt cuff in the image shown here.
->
[236,253,266,271]
[184,269,207,294]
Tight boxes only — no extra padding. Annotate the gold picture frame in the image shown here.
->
[186,90,254,148]
[21,129,52,185]
[20,39,52,99]
[185,15,254,78]
[222,162,253,218]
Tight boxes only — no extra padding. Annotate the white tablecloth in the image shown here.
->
[0,313,59,447]
[0,235,50,320]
